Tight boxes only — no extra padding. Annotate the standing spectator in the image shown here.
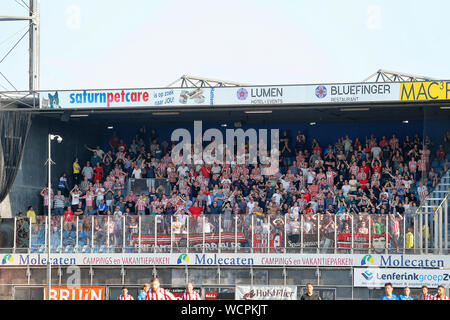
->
[93,162,103,184]
[405,227,414,253]
[82,161,94,182]
[40,187,53,216]
[381,283,398,300]
[26,206,36,224]
[85,144,105,160]
[63,206,74,232]
[72,158,81,187]
[82,188,95,216]
[117,287,134,300]
[53,190,66,216]
[300,283,321,300]
[58,172,69,197]
[398,286,413,300]
[417,181,428,203]
[74,203,84,220]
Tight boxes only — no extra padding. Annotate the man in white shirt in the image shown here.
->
[371,145,382,159]
[272,191,282,207]
[306,168,316,185]
[177,163,189,178]
[132,166,142,179]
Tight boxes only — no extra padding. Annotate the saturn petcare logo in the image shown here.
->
[177,254,190,264]
[315,85,327,98]
[237,88,248,100]
[2,254,13,265]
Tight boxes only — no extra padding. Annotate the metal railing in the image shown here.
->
[5,210,448,255]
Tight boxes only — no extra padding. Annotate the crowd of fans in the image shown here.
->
[24,126,450,252]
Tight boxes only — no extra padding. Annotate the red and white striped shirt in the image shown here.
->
[85,192,95,207]
[182,290,201,300]
[428,294,450,300]
[409,160,417,173]
[145,288,176,300]
[418,158,427,171]
[391,218,400,234]
[326,171,336,185]
[118,294,134,300]
[137,199,146,211]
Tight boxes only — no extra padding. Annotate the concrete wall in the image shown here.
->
[0,115,104,217]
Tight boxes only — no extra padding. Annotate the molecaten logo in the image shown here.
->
[171,121,280,175]
[177,254,189,264]
[361,254,374,266]
[2,254,13,265]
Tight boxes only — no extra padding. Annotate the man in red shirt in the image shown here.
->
[379,136,388,148]
[188,201,203,219]
[64,206,75,231]
[436,145,446,160]
[200,165,211,181]
[360,160,371,178]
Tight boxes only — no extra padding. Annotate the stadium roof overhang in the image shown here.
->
[1,80,449,125]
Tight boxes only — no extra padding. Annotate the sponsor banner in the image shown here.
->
[337,233,390,252]
[354,268,450,288]
[168,288,201,300]
[39,88,211,109]
[2,253,449,267]
[253,232,283,252]
[38,82,408,109]
[43,286,105,300]
[400,81,450,101]
[236,285,297,300]
[131,233,247,252]
[212,83,400,106]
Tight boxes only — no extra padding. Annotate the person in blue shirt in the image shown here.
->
[398,286,414,300]
[381,283,398,300]
[137,284,150,300]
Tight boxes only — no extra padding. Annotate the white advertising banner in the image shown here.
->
[38,82,401,109]
[354,268,450,288]
[2,253,449,268]
[39,87,212,109]
[212,83,400,106]
[236,285,297,300]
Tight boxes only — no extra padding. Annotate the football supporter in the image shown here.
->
[37,126,450,256]
[146,277,176,300]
